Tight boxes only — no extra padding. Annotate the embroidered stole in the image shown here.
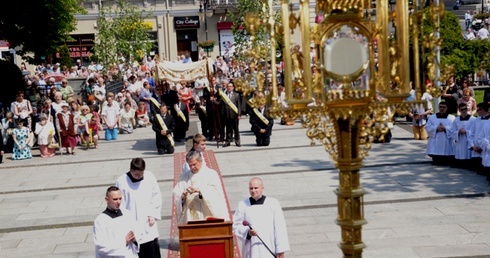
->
[174,104,186,122]
[156,113,174,147]
[253,108,269,125]
[219,89,238,114]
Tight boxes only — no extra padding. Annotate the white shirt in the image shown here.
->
[102,103,120,128]
[478,27,489,39]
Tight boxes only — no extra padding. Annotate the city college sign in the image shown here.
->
[174,16,200,29]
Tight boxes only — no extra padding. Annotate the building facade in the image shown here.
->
[74,0,238,63]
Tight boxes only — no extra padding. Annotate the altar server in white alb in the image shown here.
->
[173,150,230,224]
[468,102,490,172]
[93,186,142,258]
[449,103,476,168]
[233,177,290,258]
[115,158,162,258]
[426,102,455,165]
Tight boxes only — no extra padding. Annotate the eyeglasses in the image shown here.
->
[477,108,483,111]
[459,108,468,111]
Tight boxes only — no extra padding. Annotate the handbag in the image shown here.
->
[47,133,60,149]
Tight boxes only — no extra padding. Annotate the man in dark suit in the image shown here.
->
[250,93,274,146]
[220,81,242,147]
[172,93,190,142]
[152,104,175,155]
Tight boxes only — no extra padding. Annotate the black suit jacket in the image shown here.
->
[151,112,175,146]
[220,90,242,119]
[250,105,274,137]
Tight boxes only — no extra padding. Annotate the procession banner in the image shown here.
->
[155,59,213,83]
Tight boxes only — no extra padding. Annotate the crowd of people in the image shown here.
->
[464,10,490,40]
[0,53,288,162]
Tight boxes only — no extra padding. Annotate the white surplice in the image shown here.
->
[426,114,455,156]
[172,166,230,224]
[233,197,290,258]
[449,115,475,160]
[115,171,162,244]
[478,122,490,167]
[468,117,490,158]
[93,208,142,258]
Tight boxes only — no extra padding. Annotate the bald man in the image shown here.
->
[232,177,290,258]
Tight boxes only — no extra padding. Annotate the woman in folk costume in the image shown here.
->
[178,80,193,113]
[34,114,56,158]
[56,102,77,155]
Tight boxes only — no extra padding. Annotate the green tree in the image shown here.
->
[421,9,490,79]
[228,0,282,62]
[58,45,73,69]
[0,0,85,64]
[92,0,153,75]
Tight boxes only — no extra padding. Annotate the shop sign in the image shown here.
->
[174,16,200,29]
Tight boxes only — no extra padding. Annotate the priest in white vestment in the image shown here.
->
[233,177,290,258]
[173,151,230,224]
[426,102,455,165]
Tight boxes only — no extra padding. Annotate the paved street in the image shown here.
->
[1,115,490,258]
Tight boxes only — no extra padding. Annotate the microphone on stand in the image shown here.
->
[242,220,277,258]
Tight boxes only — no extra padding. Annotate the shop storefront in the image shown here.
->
[174,16,200,61]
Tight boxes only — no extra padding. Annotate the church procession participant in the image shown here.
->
[233,177,290,258]
[449,103,475,168]
[426,102,455,165]
[249,92,274,147]
[478,113,490,184]
[172,150,230,224]
[468,102,490,172]
[220,81,242,147]
[172,93,189,142]
[115,158,162,258]
[93,186,142,258]
[151,104,175,155]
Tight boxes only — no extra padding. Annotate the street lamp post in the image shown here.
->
[199,0,213,55]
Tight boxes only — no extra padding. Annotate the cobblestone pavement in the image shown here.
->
[1,115,490,258]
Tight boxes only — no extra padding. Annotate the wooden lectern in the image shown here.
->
[178,220,234,258]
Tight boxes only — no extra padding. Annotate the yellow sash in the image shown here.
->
[156,113,174,147]
[219,89,238,114]
[253,108,269,125]
[174,104,186,122]
[199,105,207,116]
[149,97,161,109]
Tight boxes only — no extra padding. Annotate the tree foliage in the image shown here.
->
[228,0,282,62]
[0,0,85,64]
[92,0,153,74]
[421,9,490,79]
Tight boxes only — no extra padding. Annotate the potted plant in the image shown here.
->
[198,40,215,50]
